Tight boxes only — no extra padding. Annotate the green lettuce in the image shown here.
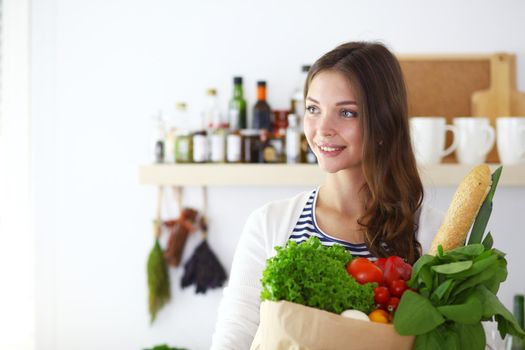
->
[260,236,375,314]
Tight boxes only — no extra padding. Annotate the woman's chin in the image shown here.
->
[317,161,345,174]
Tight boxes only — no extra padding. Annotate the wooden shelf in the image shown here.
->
[138,163,525,187]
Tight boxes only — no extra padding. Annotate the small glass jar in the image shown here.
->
[175,130,193,163]
[241,129,262,163]
[192,130,208,163]
[226,130,242,163]
[210,128,226,163]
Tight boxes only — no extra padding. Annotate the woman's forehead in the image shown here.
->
[307,70,357,104]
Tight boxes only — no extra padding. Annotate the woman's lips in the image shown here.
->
[317,143,346,157]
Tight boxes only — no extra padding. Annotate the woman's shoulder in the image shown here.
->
[244,190,313,252]
[255,190,313,217]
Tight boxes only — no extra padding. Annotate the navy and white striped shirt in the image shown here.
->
[288,189,376,260]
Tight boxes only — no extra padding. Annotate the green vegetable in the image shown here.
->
[147,239,171,324]
[260,236,375,314]
[394,167,525,349]
[143,345,189,350]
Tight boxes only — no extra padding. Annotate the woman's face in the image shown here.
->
[304,70,363,173]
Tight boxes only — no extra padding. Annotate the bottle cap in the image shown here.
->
[257,81,266,86]
[233,76,243,84]
[207,88,217,96]
[301,65,311,72]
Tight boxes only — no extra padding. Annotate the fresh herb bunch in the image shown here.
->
[147,239,171,323]
[260,236,376,314]
[394,167,525,349]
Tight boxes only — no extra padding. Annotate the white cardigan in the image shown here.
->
[210,190,443,350]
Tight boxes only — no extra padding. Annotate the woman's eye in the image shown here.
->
[306,105,319,114]
[341,109,357,118]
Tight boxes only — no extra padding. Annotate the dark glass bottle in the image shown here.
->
[228,77,247,130]
[252,81,272,131]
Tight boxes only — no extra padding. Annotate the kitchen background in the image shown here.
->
[3,0,525,349]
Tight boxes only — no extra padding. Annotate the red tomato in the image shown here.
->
[386,256,412,281]
[374,286,390,305]
[389,279,407,298]
[383,258,401,286]
[374,258,387,271]
[387,297,400,312]
[347,258,383,285]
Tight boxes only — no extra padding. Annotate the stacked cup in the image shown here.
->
[409,117,459,165]
[496,117,525,165]
[452,117,495,165]
[410,115,525,165]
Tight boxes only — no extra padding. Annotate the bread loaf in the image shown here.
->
[428,164,492,255]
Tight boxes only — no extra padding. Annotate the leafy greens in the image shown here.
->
[394,167,525,349]
[260,236,375,314]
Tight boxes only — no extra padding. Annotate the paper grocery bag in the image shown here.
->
[250,301,414,350]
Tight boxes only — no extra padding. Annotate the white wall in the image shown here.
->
[0,0,33,349]
[31,1,525,349]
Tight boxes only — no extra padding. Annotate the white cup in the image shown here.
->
[410,117,458,165]
[453,117,495,165]
[496,117,525,165]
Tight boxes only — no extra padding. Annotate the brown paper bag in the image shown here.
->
[250,301,414,350]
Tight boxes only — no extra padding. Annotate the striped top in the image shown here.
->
[288,188,376,260]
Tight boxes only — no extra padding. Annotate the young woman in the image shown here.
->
[210,41,443,349]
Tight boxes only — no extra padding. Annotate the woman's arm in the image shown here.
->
[210,206,268,350]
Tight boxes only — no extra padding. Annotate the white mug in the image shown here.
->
[496,117,525,165]
[410,117,458,165]
[453,117,495,165]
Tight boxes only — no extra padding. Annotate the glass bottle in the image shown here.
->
[151,110,165,163]
[253,81,272,131]
[228,77,247,130]
[165,102,187,163]
[241,129,262,163]
[291,65,311,121]
[286,113,301,164]
[204,88,221,129]
[175,130,193,163]
[506,294,525,350]
[300,133,317,164]
[260,130,278,163]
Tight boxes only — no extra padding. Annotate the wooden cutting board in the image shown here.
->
[471,54,525,162]
[398,53,525,163]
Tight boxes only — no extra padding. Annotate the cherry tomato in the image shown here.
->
[369,309,391,323]
[376,303,387,311]
[374,286,390,305]
[347,258,383,285]
[389,279,407,298]
[387,297,400,312]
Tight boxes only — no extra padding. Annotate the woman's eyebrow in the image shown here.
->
[335,100,357,106]
[306,97,357,106]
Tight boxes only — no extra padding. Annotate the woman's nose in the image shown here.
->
[318,114,336,137]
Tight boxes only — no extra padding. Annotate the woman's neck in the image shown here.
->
[318,168,367,217]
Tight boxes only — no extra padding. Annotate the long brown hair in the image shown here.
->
[304,41,424,264]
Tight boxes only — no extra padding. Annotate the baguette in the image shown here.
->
[428,164,492,255]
